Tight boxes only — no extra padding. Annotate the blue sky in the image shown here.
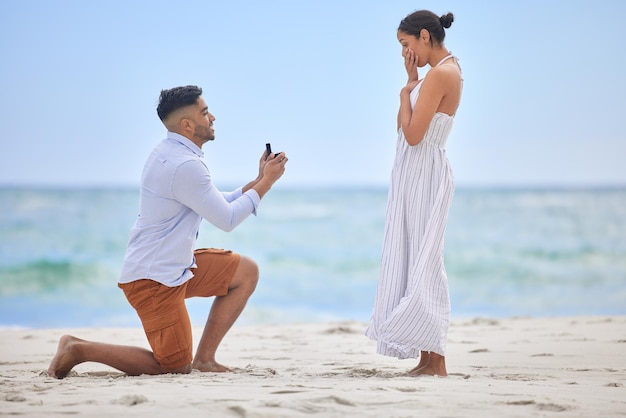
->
[1,0,625,188]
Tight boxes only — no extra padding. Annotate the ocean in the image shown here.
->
[1,186,625,329]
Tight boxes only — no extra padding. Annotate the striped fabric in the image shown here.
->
[365,65,458,358]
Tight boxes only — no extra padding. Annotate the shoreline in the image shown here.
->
[1,316,625,417]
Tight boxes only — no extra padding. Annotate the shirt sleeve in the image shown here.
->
[221,187,243,203]
[172,160,260,232]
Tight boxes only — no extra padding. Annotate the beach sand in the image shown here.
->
[1,316,625,417]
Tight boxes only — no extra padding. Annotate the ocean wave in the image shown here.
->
[0,259,116,297]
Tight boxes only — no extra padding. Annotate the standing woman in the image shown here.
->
[365,10,462,377]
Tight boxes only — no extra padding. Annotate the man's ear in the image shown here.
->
[179,117,193,134]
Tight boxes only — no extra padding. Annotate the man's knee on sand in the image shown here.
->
[162,362,192,375]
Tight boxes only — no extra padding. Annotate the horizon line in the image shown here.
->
[1,182,626,192]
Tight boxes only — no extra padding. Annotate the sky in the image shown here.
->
[1,0,625,189]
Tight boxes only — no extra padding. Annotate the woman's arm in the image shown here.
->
[398,48,420,132]
[400,68,449,146]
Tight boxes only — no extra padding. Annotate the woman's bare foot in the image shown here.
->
[407,352,447,377]
[192,360,231,373]
[47,335,83,379]
[408,351,430,373]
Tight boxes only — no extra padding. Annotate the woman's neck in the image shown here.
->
[429,48,451,67]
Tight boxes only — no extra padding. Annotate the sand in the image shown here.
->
[1,316,625,417]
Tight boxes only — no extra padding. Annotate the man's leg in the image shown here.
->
[49,278,194,379]
[192,255,259,372]
[47,336,190,379]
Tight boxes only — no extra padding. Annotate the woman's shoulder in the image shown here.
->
[427,62,461,80]
[422,63,461,91]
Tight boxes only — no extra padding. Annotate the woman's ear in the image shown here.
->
[420,28,430,43]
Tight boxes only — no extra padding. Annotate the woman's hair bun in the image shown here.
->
[439,12,454,29]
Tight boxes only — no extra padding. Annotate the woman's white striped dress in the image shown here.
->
[365,57,458,358]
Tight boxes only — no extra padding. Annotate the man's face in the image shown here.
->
[191,97,215,144]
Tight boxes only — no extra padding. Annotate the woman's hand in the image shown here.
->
[401,79,420,97]
[404,48,419,83]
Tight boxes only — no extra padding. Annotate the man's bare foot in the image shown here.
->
[407,352,447,377]
[47,335,83,379]
[192,360,231,373]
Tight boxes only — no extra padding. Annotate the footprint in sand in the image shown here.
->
[3,393,26,402]
[112,394,148,406]
[322,326,358,334]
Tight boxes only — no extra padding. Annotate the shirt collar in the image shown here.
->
[166,131,204,157]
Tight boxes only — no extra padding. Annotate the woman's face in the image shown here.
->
[397,30,427,67]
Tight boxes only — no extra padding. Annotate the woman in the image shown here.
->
[365,10,462,377]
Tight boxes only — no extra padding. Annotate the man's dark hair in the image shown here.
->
[156,85,203,121]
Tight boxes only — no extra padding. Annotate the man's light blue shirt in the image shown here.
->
[119,132,260,286]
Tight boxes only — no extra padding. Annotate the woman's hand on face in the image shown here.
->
[404,48,419,83]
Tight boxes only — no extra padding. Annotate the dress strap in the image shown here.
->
[435,53,462,77]
[435,54,456,67]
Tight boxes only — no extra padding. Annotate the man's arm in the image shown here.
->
[173,160,259,232]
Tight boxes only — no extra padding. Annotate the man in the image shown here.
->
[48,85,287,378]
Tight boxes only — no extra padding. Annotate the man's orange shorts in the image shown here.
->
[118,248,240,371]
